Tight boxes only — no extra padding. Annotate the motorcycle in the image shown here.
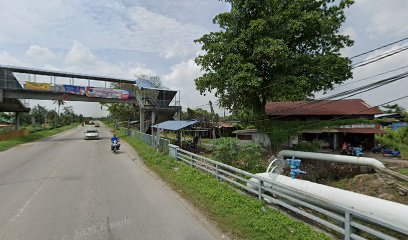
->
[111,140,120,154]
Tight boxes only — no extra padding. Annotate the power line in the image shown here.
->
[263,94,408,135]
[241,70,408,123]
[350,36,408,59]
[352,46,408,69]
[337,64,408,88]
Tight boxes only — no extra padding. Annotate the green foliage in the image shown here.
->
[381,104,406,114]
[253,118,370,149]
[118,131,329,240]
[293,140,323,152]
[195,0,354,113]
[181,107,219,123]
[28,104,82,126]
[208,137,240,165]
[208,137,264,172]
[238,142,264,172]
[376,127,408,158]
[0,123,79,152]
[107,103,138,122]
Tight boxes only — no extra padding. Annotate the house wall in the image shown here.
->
[236,133,271,148]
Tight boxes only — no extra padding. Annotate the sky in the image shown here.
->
[0,0,407,117]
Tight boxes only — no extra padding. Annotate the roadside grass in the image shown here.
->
[117,130,330,240]
[0,123,79,152]
[398,168,408,176]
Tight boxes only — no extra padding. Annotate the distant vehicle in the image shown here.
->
[84,129,100,140]
[88,121,95,125]
[94,122,100,127]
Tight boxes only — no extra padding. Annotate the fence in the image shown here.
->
[122,129,407,240]
[124,128,169,152]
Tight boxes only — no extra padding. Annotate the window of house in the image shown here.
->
[237,134,252,140]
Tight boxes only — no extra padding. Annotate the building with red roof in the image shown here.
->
[264,99,384,150]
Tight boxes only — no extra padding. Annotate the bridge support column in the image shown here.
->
[15,112,21,130]
[151,110,156,144]
[139,109,145,133]
[174,108,181,120]
[151,110,156,126]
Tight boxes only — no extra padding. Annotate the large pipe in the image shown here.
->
[277,150,385,169]
[249,173,408,231]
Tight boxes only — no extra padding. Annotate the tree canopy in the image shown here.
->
[195,0,354,114]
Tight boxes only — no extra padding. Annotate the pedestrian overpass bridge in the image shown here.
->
[0,65,181,132]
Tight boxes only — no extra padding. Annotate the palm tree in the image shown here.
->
[53,100,66,127]
[53,100,66,115]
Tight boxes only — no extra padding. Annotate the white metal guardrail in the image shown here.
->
[124,128,169,152]
[122,129,407,240]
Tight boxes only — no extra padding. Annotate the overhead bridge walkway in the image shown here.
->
[0,65,181,132]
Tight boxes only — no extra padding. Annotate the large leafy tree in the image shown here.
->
[195,0,354,114]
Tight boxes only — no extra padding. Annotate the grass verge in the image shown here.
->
[117,130,330,240]
[0,123,79,152]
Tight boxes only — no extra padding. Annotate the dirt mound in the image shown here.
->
[329,173,408,204]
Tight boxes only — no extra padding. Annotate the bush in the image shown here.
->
[294,140,322,152]
[208,137,239,165]
[209,138,264,172]
[238,142,264,172]
[376,127,408,158]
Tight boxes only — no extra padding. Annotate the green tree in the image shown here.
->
[53,100,66,115]
[30,105,48,125]
[381,104,406,114]
[195,0,354,114]
[182,108,214,121]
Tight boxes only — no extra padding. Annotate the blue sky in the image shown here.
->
[0,0,407,116]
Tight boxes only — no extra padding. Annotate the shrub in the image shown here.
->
[238,142,263,172]
[208,137,239,165]
[294,140,322,152]
[209,138,264,172]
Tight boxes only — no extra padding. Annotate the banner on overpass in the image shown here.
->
[63,85,86,95]
[25,82,51,91]
[85,87,130,99]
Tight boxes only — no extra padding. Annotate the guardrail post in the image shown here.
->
[215,163,220,180]
[344,212,351,240]
[258,180,264,200]
[191,155,195,168]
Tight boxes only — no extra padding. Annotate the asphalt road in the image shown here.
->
[0,125,220,240]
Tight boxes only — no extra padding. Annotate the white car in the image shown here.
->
[84,129,100,140]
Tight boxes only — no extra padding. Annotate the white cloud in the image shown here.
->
[25,45,55,60]
[327,43,408,108]
[129,66,156,77]
[162,59,221,113]
[0,1,207,58]
[65,41,96,65]
[0,51,23,66]
[351,0,408,38]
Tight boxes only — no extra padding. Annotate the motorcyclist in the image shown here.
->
[111,133,120,150]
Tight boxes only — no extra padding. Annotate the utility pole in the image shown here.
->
[209,100,216,139]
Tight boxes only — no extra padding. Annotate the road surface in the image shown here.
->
[0,125,221,240]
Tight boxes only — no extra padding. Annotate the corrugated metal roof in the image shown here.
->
[265,99,382,116]
[232,129,258,134]
[151,120,198,131]
[335,128,386,134]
